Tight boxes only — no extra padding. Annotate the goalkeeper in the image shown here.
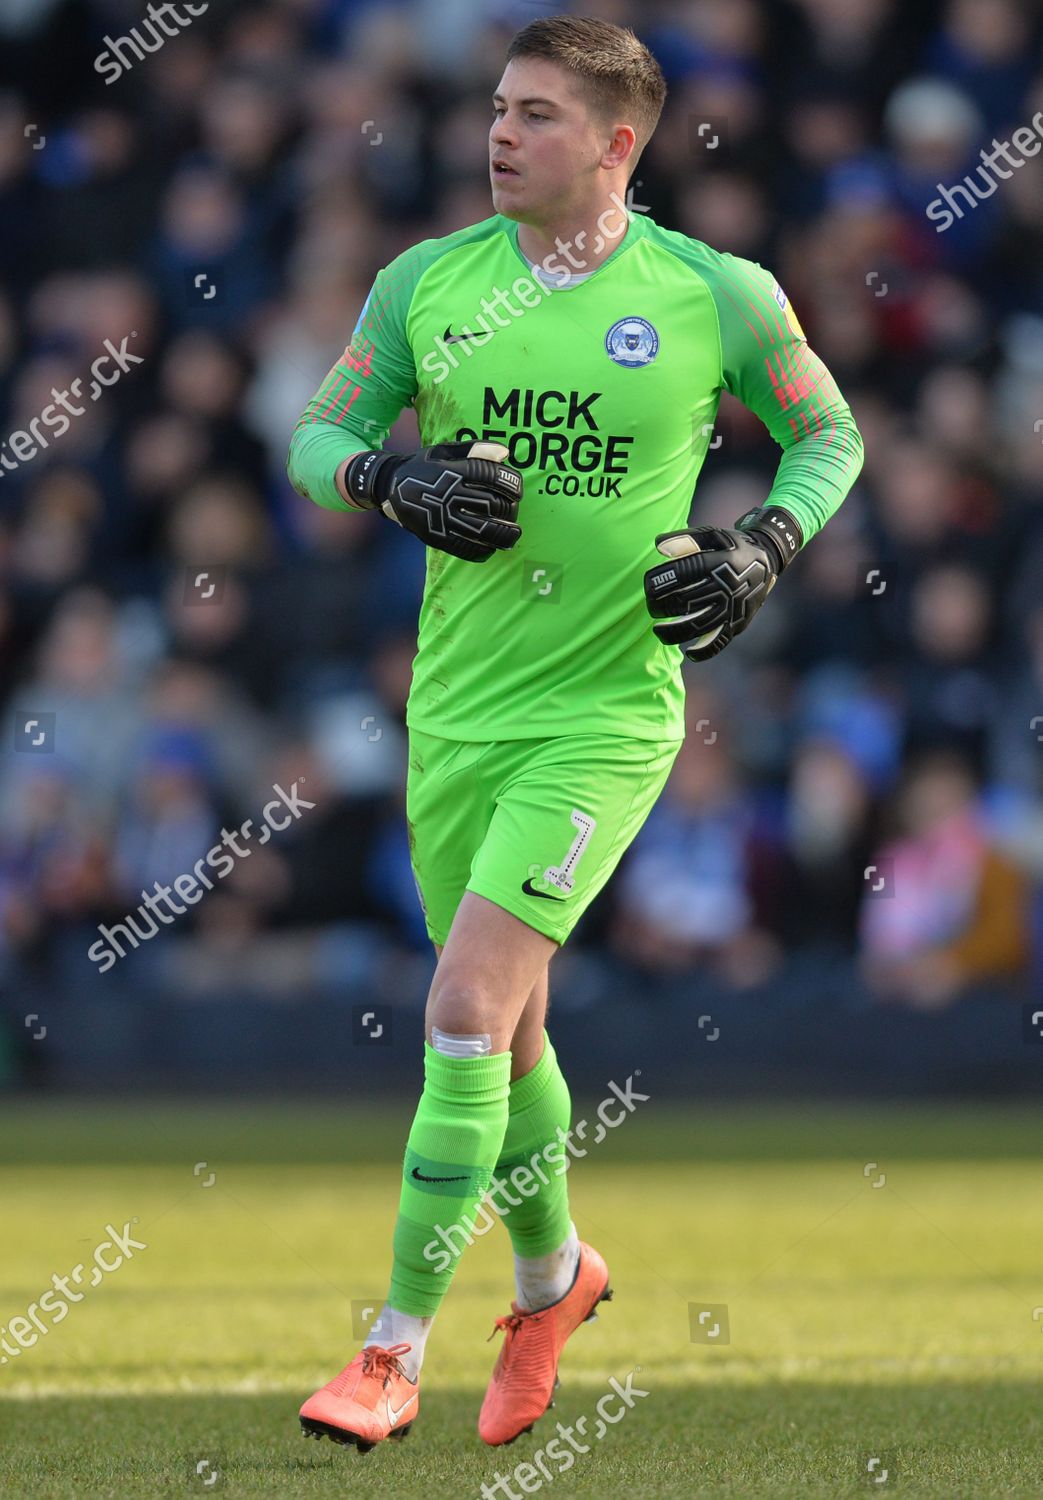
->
[287,13,863,1456]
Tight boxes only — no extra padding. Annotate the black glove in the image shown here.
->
[644,505,803,662]
[344,440,522,563]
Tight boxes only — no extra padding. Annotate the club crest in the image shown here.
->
[605,316,659,368]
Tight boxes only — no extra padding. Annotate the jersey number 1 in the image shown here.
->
[544,810,597,894]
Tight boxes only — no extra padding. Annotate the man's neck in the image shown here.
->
[514,191,633,278]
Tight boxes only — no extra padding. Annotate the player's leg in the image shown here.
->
[426,944,573,1317]
[435,901,574,1312]
[301,733,510,1448]
[505,963,548,1079]
[477,732,683,1295]
[499,1079,579,1314]
[469,732,681,1444]
[434,942,548,1082]
[355,896,556,1397]
[434,943,575,1314]
[386,891,557,1321]
[424,890,557,1052]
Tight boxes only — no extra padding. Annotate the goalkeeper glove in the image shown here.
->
[343,440,522,563]
[643,505,803,662]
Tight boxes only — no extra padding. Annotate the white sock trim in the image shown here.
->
[431,1027,492,1058]
[363,1303,432,1381]
[514,1223,580,1312]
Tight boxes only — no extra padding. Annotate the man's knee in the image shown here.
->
[427,972,499,1033]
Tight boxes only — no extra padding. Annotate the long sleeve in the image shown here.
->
[712,256,864,541]
[287,259,419,512]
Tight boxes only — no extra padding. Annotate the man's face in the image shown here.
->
[489,57,612,222]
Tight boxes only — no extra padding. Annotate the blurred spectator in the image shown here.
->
[923,0,1036,136]
[609,698,783,988]
[898,561,998,768]
[0,761,107,972]
[1,587,144,821]
[860,751,1031,1008]
[778,738,877,955]
[110,728,222,910]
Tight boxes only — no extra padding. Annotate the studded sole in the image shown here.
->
[300,1417,414,1452]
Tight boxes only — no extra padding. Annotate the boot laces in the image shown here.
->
[361,1342,412,1385]
[487,1309,534,1346]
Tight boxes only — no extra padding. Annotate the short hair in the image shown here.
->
[505,15,667,172]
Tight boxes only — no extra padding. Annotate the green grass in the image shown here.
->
[1,1100,1042,1497]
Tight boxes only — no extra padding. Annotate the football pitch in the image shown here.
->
[1,1099,1042,1498]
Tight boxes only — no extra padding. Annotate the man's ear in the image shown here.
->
[602,122,637,172]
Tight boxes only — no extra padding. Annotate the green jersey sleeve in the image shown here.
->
[286,255,420,512]
[706,254,864,540]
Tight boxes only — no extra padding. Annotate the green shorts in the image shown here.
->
[405,728,682,947]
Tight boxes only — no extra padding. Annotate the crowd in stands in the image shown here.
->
[0,0,1040,1021]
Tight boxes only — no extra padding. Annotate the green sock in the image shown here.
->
[387,1043,512,1317]
[494,1031,573,1257]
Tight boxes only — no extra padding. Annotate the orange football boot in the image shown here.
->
[479,1241,612,1446]
[299,1342,418,1452]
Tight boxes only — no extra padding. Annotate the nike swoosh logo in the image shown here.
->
[386,1391,417,1426]
[443,325,484,343]
[411,1166,468,1183]
[522,878,566,902]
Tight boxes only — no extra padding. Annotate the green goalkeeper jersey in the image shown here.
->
[287,208,863,742]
